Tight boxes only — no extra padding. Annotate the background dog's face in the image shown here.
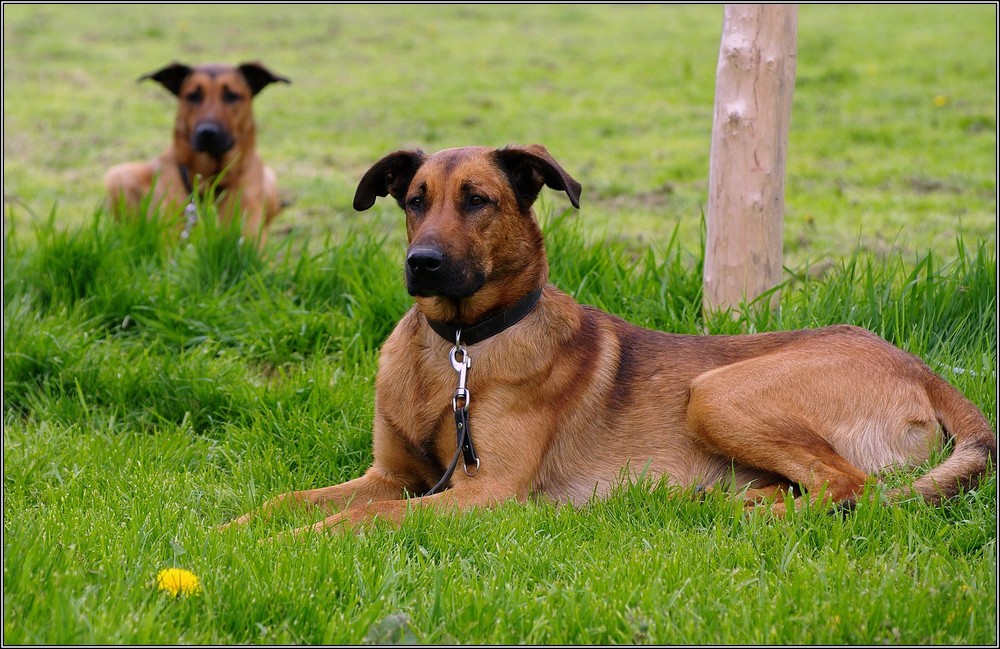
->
[354,145,581,300]
[141,61,289,163]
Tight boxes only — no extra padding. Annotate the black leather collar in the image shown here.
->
[426,287,543,346]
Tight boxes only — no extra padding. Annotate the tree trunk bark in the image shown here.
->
[703,4,797,315]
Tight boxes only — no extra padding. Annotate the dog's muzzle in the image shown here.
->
[405,243,484,298]
[191,121,235,158]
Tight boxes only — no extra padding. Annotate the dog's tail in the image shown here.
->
[906,371,995,502]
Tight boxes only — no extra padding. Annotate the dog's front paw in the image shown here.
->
[287,512,353,538]
[216,513,253,532]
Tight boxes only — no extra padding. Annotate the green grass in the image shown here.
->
[2,4,997,645]
[3,206,996,645]
[2,5,996,266]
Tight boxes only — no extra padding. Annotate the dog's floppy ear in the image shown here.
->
[237,61,291,97]
[494,144,582,213]
[139,62,194,97]
[354,150,427,211]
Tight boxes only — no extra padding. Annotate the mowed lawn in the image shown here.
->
[3,4,997,646]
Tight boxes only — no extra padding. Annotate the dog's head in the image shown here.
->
[140,61,289,168]
[354,145,581,323]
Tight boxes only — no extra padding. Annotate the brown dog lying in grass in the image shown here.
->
[225,144,995,534]
[104,61,289,246]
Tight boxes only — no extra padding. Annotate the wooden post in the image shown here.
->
[703,4,797,314]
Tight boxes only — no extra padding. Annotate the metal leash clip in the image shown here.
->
[450,329,479,476]
[450,344,471,412]
[180,201,198,241]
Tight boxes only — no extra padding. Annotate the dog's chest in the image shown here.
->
[377,339,459,427]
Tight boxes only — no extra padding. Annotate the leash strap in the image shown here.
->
[422,404,479,497]
[451,343,479,473]
[177,164,229,241]
[455,407,478,470]
[426,287,543,346]
[178,163,195,195]
[423,335,481,497]
[178,164,198,241]
[423,410,472,497]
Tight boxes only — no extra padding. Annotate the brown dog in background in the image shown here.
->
[224,144,995,534]
[104,61,289,246]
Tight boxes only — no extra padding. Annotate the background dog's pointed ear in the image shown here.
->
[354,150,427,211]
[237,61,291,96]
[494,144,582,213]
[138,62,194,97]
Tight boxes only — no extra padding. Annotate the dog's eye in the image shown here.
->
[184,89,203,104]
[407,196,424,210]
[467,195,488,209]
[222,88,243,104]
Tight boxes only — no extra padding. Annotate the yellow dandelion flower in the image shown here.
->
[156,568,202,597]
[933,95,948,107]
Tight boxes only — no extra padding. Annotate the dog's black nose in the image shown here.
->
[191,122,235,157]
[407,245,444,276]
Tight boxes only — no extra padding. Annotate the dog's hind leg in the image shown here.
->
[687,370,870,515]
[693,409,868,514]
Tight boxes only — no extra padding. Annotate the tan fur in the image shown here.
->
[104,61,289,247]
[223,144,995,533]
